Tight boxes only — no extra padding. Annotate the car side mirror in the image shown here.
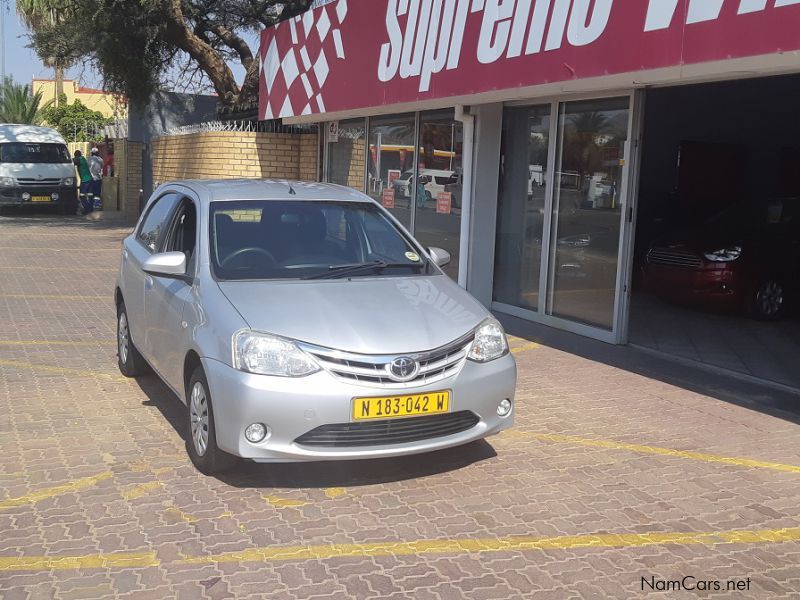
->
[143,251,187,279]
[428,247,451,267]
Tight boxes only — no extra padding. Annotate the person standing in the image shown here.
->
[73,150,93,214]
[88,147,105,210]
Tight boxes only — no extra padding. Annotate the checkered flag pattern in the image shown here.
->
[260,0,349,119]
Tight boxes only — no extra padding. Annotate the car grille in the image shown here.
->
[294,411,480,447]
[300,332,474,389]
[646,247,702,269]
[16,178,61,187]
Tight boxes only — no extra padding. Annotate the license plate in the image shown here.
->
[352,391,450,421]
[31,196,51,202]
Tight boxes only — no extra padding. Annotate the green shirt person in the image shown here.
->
[73,150,93,214]
[73,150,92,184]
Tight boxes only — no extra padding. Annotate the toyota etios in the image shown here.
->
[116,180,516,474]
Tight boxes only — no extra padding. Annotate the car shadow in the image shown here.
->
[134,373,498,488]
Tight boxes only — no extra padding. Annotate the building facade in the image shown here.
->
[32,79,127,119]
[257,0,800,358]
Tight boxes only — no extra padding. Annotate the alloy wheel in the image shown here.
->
[756,280,784,317]
[118,312,129,365]
[190,382,210,457]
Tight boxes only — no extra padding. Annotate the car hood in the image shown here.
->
[653,228,744,253]
[217,275,487,354]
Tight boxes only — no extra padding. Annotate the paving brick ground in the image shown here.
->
[1,212,799,599]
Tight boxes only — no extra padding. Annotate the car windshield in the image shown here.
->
[210,200,430,281]
[0,142,71,164]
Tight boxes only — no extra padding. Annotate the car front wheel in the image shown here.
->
[751,279,788,320]
[186,366,236,475]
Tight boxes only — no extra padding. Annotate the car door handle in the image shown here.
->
[145,275,154,290]
[122,248,129,261]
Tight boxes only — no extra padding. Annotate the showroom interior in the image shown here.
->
[630,74,800,390]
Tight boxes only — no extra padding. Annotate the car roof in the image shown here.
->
[0,124,67,144]
[165,179,373,204]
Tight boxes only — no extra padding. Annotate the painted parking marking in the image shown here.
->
[0,552,159,571]
[511,342,539,354]
[0,359,126,381]
[0,266,117,272]
[264,496,310,508]
[121,481,164,501]
[2,526,800,572]
[0,339,112,347]
[0,471,113,512]
[0,294,109,301]
[504,430,800,474]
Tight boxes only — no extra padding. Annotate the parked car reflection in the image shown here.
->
[642,199,800,319]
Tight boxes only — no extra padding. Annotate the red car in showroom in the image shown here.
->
[642,199,799,320]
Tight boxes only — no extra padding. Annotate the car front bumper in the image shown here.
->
[0,186,78,207]
[202,354,516,462]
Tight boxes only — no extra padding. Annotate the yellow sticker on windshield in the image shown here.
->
[405,251,420,262]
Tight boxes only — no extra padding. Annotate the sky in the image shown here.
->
[1,0,256,92]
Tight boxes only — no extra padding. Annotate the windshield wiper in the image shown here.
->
[302,260,424,280]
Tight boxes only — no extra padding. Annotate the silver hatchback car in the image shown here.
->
[116,180,516,473]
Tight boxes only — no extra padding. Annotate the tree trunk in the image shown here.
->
[55,64,64,106]
[163,0,240,107]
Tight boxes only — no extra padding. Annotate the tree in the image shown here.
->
[41,97,112,142]
[16,0,73,105]
[0,79,52,125]
[24,0,312,115]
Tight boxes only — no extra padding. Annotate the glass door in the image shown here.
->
[493,93,637,343]
[545,97,631,333]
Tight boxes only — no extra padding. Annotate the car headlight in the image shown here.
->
[0,177,14,187]
[704,246,742,262]
[467,317,509,362]
[62,177,75,186]
[233,330,320,377]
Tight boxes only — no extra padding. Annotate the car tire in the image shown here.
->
[186,366,237,475]
[750,278,788,321]
[117,301,148,377]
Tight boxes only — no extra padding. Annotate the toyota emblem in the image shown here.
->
[387,357,419,382]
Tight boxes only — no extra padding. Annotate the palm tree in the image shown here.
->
[16,0,72,105]
[0,79,52,124]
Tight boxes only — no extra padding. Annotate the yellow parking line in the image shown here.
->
[0,340,111,347]
[2,526,799,571]
[0,294,108,300]
[505,431,800,474]
[0,472,113,512]
[511,342,539,354]
[264,496,309,508]
[0,247,118,251]
[0,359,126,381]
[121,481,164,501]
[0,552,159,571]
[0,267,117,272]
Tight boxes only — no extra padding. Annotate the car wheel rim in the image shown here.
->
[190,382,209,457]
[757,281,784,316]
[118,312,129,365]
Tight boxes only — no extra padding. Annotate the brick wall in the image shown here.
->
[151,131,319,185]
[115,139,143,224]
[329,137,366,190]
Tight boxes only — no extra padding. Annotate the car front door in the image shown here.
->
[122,192,181,361]
[144,195,198,392]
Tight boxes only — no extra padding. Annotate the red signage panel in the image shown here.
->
[436,191,452,215]
[260,0,800,120]
[382,187,395,209]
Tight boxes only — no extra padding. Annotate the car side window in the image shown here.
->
[164,198,198,274]
[137,193,181,252]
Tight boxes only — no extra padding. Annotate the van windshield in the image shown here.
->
[0,142,71,164]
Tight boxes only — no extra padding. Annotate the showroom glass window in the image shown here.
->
[548,97,629,330]
[493,105,552,310]
[327,119,366,191]
[367,114,416,228]
[413,110,462,280]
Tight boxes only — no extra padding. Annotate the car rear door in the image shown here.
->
[121,192,181,363]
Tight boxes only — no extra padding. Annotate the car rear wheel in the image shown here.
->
[117,302,148,376]
[751,279,788,320]
[186,366,237,475]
